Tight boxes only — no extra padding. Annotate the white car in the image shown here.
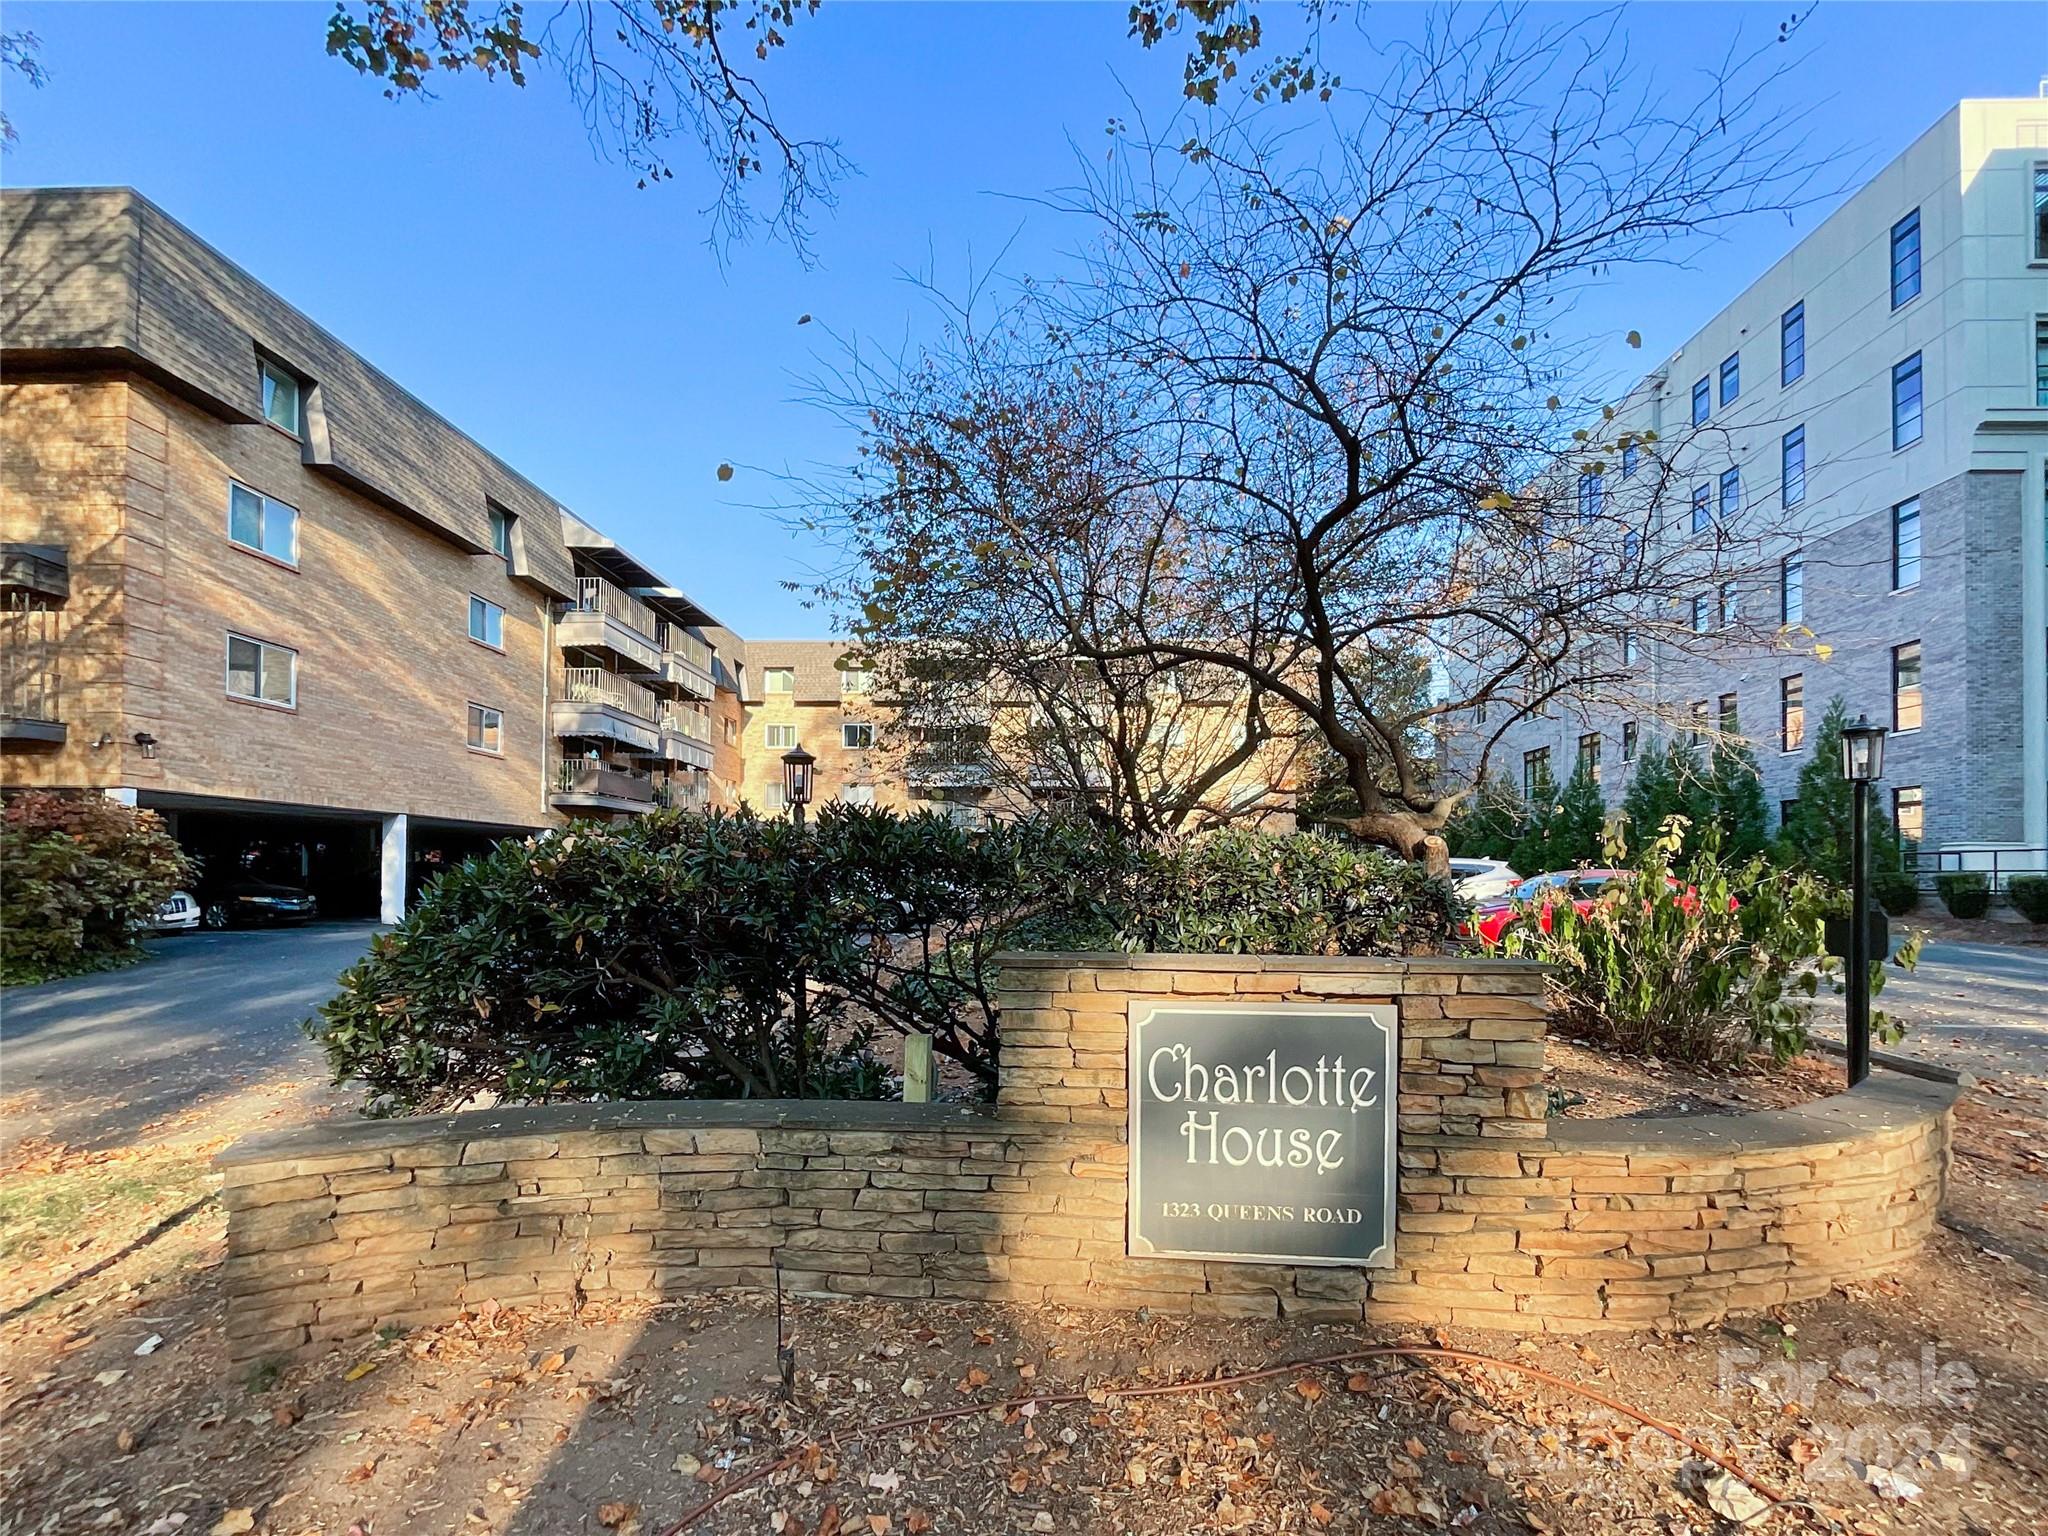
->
[1448,858,1521,904]
[146,890,201,933]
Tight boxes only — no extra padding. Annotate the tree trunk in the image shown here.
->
[1328,811,1452,878]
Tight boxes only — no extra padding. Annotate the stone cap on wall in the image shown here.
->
[1527,1070,1961,1157]
[216,1098,997,1169]
[991,951,1548,975]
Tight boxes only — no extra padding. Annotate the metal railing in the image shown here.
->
[0,610,61,722]
[1907,844,2048,892]
[567,576,659,642]
[559,665,657,721]
[553,757,654,804]
[659,701,713,742]
[655,619,714,672]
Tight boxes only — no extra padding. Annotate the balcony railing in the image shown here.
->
[554,757,655,805]
[655,620,714,673]
[0,610,62,725]
[567,576,659,642]
[658,701,714,742]
[560,666,657,722]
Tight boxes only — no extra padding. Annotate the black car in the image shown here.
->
[199,875,319,929]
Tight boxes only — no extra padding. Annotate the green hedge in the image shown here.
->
[1871,870,1920,917]
[308,809,1457,1114]
[1934,872,1990,920]
[2007,875,2048,924]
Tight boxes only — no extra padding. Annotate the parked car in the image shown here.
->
[1447,858,1521,904]
[1464,868,1634,947]
[144,890,201,933]
[199,876,318,930]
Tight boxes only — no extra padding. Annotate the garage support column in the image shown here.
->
[379,813,408,925]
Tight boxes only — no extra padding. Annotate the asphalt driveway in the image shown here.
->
[1862,938,2048,1080]
[0,922,379,1153]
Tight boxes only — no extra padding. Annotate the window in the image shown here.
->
[259,358,302,435]
[1781,426,1805,508]
[842,722,874,750]
[466,703,503,754]
[1688,699,1709,746]
[1719,352,1740,407]
[1621,721,1638,762]
[841,784,877,807]
[764,667,795,694]
[1521,747,1550,799]
[467,594,504,648]
[1578,471,1604,519]
[2035,164,2048,260]
[1780,302,1805,386]
[1780,799,1799,829]
[1892,641,1923,731]
[764,723,797,749]
[1578,732,1603,785]
[1621,631,1639,667]
[1780,674,1805,753]
[1890,209,1921,309]
[1717,580,1737,628]
[1892,498,1921,590]
[225,633,296,708]
[1691,376,1710,425]
[1893,786,1924,846]
[1718,692,1740,733]
[228,482,299,565]
[1891,353,1923,449]
[1780,553,1804,627]
[487,505,514,560]
[840,667,873,696]
[1718,466,1741,523]
[1621,441,1639,479]
[1622,527,1640,567]
[1692,593,1711,633]
[2036,318,2048,406]
[1692,482,1712,534]
[722,717,737,745]
[1474,699,1487,726]
[761,782,787,812]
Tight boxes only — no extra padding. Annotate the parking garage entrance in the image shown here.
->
[154,803,383,921]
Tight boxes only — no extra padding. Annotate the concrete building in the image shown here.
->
[1456,99,2048,870]
[0,187,731,920]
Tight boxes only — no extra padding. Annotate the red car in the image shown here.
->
[1463,869,1721,947]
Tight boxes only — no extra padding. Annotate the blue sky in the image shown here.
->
[4,2,2044,636]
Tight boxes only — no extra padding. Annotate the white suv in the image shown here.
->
[1447,858,1521,904]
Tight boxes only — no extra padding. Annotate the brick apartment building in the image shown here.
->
[1445,99,2048,871]
[0,187,734,921]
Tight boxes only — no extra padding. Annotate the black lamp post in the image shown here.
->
[780,744,816,829]
[1839,713,1888,1086]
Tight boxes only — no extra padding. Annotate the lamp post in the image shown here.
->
[1839,713,1888,1086]
[779,744,817,1094]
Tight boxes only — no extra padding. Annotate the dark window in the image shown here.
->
[1717,580,1737,629]
[1891,353,1923,449]
[1892,640,1923,731]
[842,722,874,750]
[1718,692,1739,733]
[1780,301,1805,385]
[1692,482,1712,534]
[1892,498,1922,589]
[1719,352,1740,406]
[1692,376,1711,425]
[2036,317,2048,406]
[1622,441,1639,479]
[2036,165,2048,261]
[1890,208,1921,309]
[1719,466,1741,523]
[1688,699,1709,746]
[1621,721,1638,762]
[1780,799,1799,829]
[1780,674,1805,753]
[1780,553,1804,627]
[1781,426,1805,507]
[1578,732,1603,785]
[1521,747,1551,799]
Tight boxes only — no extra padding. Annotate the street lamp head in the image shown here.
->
[1839,713,1887,783]
[780,744,816,808]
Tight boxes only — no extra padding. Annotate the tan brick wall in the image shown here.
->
[215,955,1958,1361]
[739,689,907,812]
[3,374,554,828]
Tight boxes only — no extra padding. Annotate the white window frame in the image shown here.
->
[468,593,505,650]
[842,722,874,750]
[840,668,873,695]
[467,702,504,755]
[228,480,300,567]
[487,505,514,560]
[764,723,797,749]
[764,667,796,695]
[225,631,298,710]
[259,358,303,436]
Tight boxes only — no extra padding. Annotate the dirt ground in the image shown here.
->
[3,1047,2045,1536]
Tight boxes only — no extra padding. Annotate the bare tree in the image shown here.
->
[812,6,1820,871]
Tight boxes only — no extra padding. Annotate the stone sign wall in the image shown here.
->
[216,953,1958,1362]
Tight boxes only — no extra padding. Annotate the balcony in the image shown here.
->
[557,577,662,671]
[552,666,660,752]
[0,610,64,749]
[653,700,716,771]
[655,620,716,700]
[551,757,656,814]
[905,753,995,790]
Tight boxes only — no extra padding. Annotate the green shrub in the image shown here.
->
[1934,872,1991,920]
[2009,875,2048,924]
[1,791,193,986]
[1497,815,1917,1066]
[309,809,1456,1115]
[1872,870,1921,917]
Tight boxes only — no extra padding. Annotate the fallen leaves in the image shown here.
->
[342,1361,378,1383]
[208,1512,255,1536]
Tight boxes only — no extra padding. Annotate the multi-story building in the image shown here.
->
[739,641,900,813]
[0,187,732,920]
[1453,99,2048,869]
